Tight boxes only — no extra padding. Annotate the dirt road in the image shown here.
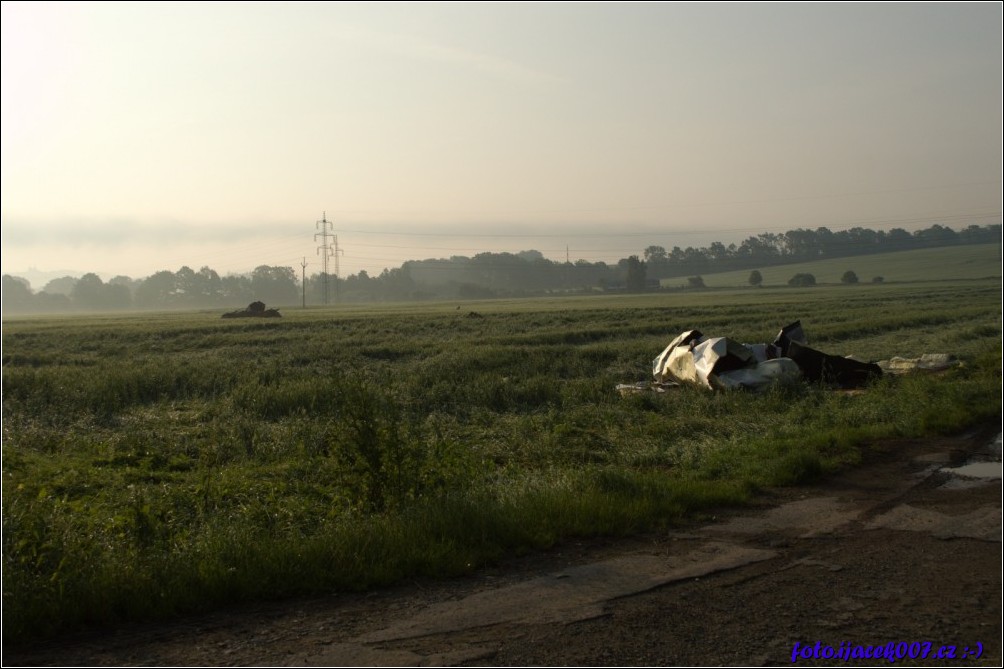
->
[6,425,1001,667]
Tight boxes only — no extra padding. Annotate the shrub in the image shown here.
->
[788,273,816,287]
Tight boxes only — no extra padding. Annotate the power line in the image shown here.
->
[328,210,1000,239]
[321,181,1000,220]
[314,212,334,305]
[96,205,1001,282]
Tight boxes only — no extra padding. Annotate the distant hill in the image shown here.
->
[665,244,1001,288]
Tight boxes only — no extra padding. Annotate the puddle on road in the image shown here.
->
[941,462,1002,479]
[874,433,1003,536]
[938,432,1003,490]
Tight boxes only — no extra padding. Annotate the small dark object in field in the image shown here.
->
[222,302,282,319]
[466,311,484,319]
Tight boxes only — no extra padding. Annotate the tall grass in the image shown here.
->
[2,281,1001,644]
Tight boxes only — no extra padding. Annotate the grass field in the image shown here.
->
[663,244,1001,288]
[2,278,1001,645]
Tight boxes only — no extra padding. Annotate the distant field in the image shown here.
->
[661,244,1001,288]
[2,280,1001,645]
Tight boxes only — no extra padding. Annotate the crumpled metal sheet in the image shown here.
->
[653,331,795,391]
[651,329,703,383]
[652,321,880,391]
[714,358,803,390]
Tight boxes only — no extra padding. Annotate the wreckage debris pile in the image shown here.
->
[221,301,282,319]
[650,321,883,392]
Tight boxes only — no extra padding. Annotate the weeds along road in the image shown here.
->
[6,424,1001,667]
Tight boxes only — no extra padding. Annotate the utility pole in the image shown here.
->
[300,257,308,308]
[332,234,345,303]
[314,212,334,305]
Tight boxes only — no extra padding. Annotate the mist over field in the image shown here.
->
[2,223,999,315]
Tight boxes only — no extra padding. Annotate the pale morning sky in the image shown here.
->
[2,1,1001,285]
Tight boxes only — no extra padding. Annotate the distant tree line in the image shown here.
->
[640,223,999,279]
[2,223,999,313]
[1,265,301,314]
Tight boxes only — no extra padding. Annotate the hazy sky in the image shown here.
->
[2,1,1001,284]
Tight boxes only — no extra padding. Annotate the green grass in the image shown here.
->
[2,279,1001,645]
